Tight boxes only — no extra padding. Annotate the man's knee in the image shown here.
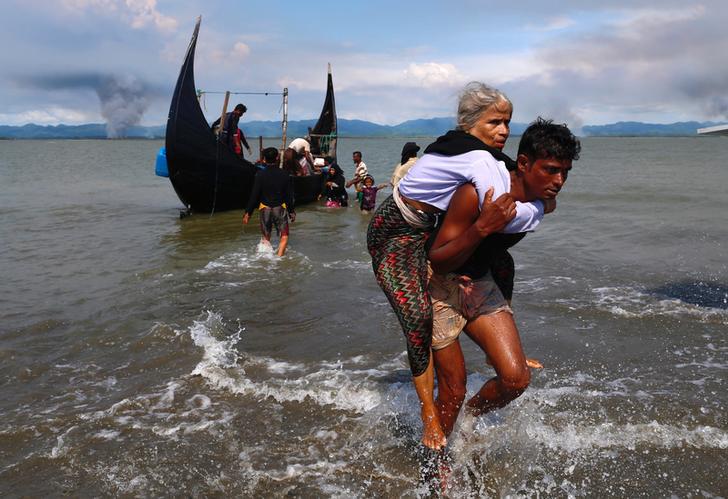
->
[499,363,531,393]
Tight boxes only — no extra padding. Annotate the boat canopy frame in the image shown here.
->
[195,88,290,159]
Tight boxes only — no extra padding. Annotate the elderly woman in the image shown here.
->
[366,82,546,450]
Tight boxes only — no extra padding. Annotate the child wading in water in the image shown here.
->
[359,175,389,214]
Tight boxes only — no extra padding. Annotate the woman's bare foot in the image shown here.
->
[421,406,447,450]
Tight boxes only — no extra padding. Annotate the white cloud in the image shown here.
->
[526,16,576,31]
[60,0,177,32]
[614,5,706,26]
[0,107,96,125]
[403,62,463,88]
[126,0,177,31]
[230,42,251,62]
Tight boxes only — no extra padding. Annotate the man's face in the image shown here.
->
[521,156,572,200]
[353,153,361,164]
[468,100,512,150]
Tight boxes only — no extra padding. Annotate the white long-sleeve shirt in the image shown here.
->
[397,150,544,233]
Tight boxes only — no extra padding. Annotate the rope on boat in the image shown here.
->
[198,91,286,96]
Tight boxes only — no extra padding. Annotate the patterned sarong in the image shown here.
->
[367,194,436,376]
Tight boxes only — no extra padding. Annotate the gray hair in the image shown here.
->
[456,82,512,131]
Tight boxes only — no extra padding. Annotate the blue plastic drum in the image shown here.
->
[155,147,169,177]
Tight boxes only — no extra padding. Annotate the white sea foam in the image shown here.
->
[198,246,313,277]
[93,429,121,440]
[522,420,728,452]
[184,310,386,413]
[321,259,370,272]
[49,425,77,458]
[517,275,577,294]
[188,310,242,370]
[193,362,383,413]
[591,286,728,324]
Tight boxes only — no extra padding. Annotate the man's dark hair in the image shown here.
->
[353,151,362,157]
[518,117,580,162]
[234,104,247,113]
[263,147,279,163]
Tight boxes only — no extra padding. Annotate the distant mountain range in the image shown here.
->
[0,119,725,139]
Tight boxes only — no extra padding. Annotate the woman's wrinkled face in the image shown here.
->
[468,99,512,150]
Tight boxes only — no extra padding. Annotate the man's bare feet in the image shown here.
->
[421,406,447,450]
[526,357,543,369]
[485,356,544,369]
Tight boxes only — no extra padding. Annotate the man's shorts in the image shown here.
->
[260,206,289,238]
[429,268,512,351]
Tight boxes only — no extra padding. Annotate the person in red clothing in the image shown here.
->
[211,103,252,158]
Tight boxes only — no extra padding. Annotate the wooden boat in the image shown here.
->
[164,18,327,213]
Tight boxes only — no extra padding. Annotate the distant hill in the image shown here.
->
[0,118,459,139]
[1,119,724,139]
[582,121,723,137]
[0,123,165,139]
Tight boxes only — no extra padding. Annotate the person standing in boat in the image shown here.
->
[243,147,296,256]
[288,138,315,175]
[282,148,304,176]
[211,103,252,158]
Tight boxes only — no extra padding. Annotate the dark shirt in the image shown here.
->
[426,225,526,279]
[211,112,248,149]
[245,163,295,215]
[456,232,527,279]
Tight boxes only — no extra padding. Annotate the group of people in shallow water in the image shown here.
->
[239,137,394,256]
[232,82,581,481]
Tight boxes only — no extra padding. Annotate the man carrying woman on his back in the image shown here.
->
[367,81,580,452]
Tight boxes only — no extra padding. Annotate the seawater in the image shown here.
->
[0,137,726,496]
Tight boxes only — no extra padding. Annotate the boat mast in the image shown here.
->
[281,87,288,167]
[218,91,230,136]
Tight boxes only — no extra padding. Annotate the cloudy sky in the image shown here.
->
[1,0,727,133]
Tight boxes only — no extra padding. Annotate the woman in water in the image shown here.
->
[320,162,348,207]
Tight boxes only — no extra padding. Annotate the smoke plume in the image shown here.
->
[95,75,148,138]
[20,72,150,137]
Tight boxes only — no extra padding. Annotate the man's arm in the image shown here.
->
[428,184,516,274]
[239,129,251,150]
[285,175,296,222]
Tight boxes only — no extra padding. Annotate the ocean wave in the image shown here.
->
[184,310,385,413]
[591,286,728,324]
